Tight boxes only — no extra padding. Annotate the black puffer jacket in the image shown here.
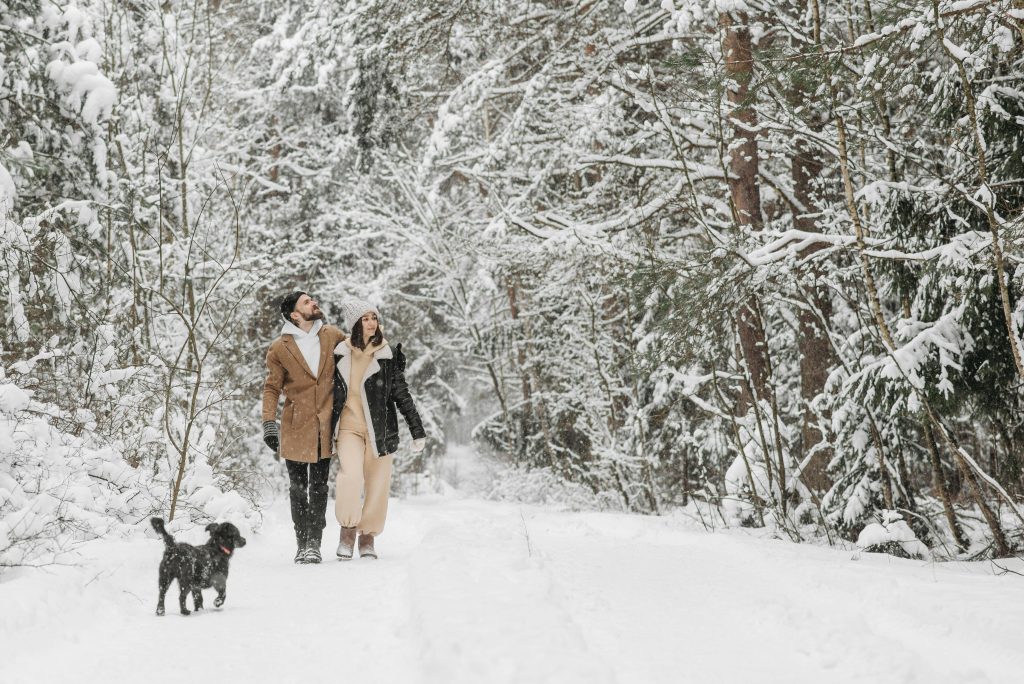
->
[331,341,425,456]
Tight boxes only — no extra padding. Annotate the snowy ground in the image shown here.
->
[3,485,1024,683]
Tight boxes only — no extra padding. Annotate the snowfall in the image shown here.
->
[2,447,1024,684]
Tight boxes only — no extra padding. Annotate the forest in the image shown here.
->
[2,0,1023,568]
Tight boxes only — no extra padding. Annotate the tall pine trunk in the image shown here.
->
[721,11,769,413]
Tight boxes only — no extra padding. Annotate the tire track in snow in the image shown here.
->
[528,511,1024,684]
[399,498,615,684]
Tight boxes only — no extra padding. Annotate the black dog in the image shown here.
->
[151,517,246,616]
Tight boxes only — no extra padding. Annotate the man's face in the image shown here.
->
[292,294,324,323]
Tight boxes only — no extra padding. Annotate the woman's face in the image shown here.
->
[361,312,379,338]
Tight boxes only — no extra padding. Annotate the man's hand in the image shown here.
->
[411,438,426,454]
[263,421,280,454]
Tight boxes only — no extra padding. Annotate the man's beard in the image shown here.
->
[302,308,324,322]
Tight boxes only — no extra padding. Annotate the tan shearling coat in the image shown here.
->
[262,324,346,463]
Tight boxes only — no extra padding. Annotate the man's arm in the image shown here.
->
[262,345,286,453]
[263,345,286,421]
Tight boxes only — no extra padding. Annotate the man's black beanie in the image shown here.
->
[280,291,306,322]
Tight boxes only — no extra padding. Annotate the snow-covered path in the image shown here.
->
[3,495,1024,684]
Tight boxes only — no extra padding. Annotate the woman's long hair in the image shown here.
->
[350,318,384,350]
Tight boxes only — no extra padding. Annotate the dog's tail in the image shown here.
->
[151,517,175,547]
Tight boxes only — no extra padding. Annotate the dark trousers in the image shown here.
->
[285,454,331,544]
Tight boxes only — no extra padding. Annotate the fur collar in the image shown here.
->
[334,339,392,360]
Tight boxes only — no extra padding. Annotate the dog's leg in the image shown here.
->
[213,574,227,607]
[156,567,170,616]
[178,582,192,616]
[192,587,204,611]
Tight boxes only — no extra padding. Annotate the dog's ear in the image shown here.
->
[206,523,219,534]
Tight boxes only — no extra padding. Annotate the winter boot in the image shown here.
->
[336,526,357,560]
[358,533,377,560]
[294,529,310,564]
[304,526,323,564]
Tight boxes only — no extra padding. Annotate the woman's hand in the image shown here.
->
[411,438,425,454]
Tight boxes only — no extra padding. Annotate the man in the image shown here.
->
[262,291,345,563]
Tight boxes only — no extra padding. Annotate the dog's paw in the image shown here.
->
[214,597,224,608]
[156,607,165,617]
[180,608,191,616]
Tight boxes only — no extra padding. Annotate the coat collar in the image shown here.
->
[334,340,392,391]
[282,336,314,378]
[281,323,332,379]
[314,331,333,381]
[334,339,392,361]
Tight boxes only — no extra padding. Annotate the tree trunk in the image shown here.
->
[721,11,768,412]
[923,420,968,551]
[507,275,532,463]
[793,138,834,493]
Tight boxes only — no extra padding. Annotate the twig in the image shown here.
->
[519,508,533,558]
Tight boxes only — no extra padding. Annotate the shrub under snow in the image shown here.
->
[0,381,259,570]
[856,510,931,560]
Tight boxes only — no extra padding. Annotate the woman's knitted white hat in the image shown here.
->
[339,297,380,333]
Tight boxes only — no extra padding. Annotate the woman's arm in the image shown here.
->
[392,345,426,440]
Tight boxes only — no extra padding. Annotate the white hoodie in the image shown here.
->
[280,319,323,376]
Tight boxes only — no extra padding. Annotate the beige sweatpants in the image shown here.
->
[334,429,393,536]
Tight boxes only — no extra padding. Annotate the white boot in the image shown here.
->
[358,533,377,560]
[336,526,356,560]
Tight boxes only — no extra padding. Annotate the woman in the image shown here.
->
[332,298,425,560]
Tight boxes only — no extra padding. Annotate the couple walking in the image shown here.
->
[261,291,425,563]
